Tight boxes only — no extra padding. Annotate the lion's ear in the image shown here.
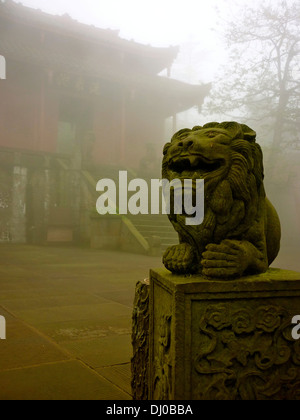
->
[171,128,191,143]
[192,125,203,132]
[241,124,257,143]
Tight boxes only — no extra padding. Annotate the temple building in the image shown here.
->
[0,1,210,247]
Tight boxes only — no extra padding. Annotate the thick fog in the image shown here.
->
[2,0,300,402]
[2,0,300,268]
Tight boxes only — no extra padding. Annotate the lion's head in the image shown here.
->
[162,122,267,255]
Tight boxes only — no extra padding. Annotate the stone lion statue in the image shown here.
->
[162,122,281,279]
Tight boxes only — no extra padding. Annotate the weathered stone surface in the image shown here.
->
[131,279,150,400]
[149,268,300,400]
[162,122,281,279]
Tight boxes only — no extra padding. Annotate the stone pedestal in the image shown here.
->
[146,268,300,400]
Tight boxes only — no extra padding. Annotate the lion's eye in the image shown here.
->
[206,132,230,145]
[207,132,218,138]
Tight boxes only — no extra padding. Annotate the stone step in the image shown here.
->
[134,225,175,233]
[128,216,173,226]
[144,235,178,243]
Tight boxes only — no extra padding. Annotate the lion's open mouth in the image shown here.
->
[169,154,223,175]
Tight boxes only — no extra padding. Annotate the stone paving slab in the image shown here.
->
[11,302,133,326]
[0,310,69,371]
[61,334,133,369]
[97,363,132,396]
[0,360,131,400]
[94,290,136,307]
[34,318,132,343]
[1,294,106,311]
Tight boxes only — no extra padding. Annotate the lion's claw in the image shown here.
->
[201,239,248,278]
[163,243,198,274]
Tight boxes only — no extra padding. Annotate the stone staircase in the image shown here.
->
[127,214,178,254]
[83,165,179,255]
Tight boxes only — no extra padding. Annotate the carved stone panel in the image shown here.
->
[131,279,150,400]
[149,276,174,400]
[153,313,173,400]
[191,300,300,400]
[149,268,300,400]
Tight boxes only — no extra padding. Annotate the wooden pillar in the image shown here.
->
[11,153,27,243]
[38,71,46,151]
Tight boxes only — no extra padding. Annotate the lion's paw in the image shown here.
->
[201,239,249,278]
[163,243,198,274]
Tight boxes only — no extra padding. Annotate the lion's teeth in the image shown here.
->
[189,156,201,168]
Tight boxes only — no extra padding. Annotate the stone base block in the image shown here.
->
[147,268,300,400]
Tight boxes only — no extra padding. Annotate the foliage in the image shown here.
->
[204,0,300,149]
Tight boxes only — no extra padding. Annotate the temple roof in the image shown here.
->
[0,1,179,75]
[0,1,211,116]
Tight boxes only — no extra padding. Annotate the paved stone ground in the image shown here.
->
[0,244,298,400]
[0,244,163,400]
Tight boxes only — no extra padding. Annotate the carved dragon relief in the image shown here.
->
[131,280,150,400]
[193,304,300,400]
[153,314,173,400]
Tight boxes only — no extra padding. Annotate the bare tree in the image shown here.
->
[204,0,300,150]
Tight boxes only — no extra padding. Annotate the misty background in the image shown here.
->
[1,0,300,401]
[4,0,300,257]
